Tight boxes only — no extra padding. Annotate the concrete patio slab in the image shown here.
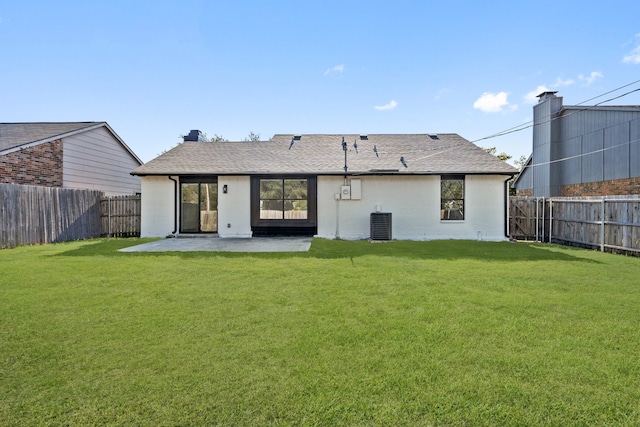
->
[118,237,313,253]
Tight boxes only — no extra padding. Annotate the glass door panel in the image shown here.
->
[180,183,199,232]
[180,180,217,233]
[200,183,218,232]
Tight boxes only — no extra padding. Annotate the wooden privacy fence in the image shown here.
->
[1,184,141,249]
[550,197,640,254]
[509,197,550,242]
[0,184,102,249]
[510,196,640,255]
[100,195,141,238]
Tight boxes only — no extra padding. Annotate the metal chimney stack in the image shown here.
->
[536,91,558,103]
[183,130,207,142]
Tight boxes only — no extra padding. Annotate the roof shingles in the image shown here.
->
[0,122,102,152]
[132,134,517,176]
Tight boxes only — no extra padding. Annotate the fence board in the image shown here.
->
[511,196,640,255]
[1,184,142,249]
[510,196,640,255]
[100,195,141,237]
[0,184,102,249]
[509,197,549,241]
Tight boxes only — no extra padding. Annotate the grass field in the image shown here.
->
[1,238,640,426]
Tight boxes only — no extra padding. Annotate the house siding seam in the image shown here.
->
[0,139,63,186]
[62,127,141,195]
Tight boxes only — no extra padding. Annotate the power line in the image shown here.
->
[521,136,640,171]
[572,78,640,106]
[474,87,640,143]
[471,79,640,144]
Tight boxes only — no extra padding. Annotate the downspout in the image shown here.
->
[504,176,512,239]
[335,195,340,239]
[168,176,178,235]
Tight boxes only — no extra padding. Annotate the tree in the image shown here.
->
[482,146,512,162]
[514,155,528,171]
[243,131,260,142]
[482,146,522,195]
[209,134,228,142]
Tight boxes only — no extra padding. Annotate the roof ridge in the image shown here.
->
[0,121,103,125]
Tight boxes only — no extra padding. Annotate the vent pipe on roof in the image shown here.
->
[183,130,207,142]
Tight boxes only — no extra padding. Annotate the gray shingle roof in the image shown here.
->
[0,122,103,152]
[132,134,517,176]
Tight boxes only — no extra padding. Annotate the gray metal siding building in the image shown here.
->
[515,92,640,197]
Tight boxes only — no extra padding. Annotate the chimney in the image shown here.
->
[183,130,207,142]
[536,91,558,103]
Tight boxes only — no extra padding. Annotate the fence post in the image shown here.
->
[536,197,540,242]
[542,198,546,243]
[549,199,553,243]
[601,198,605,252]
[108,196,112,238]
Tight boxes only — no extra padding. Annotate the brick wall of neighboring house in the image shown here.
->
[515,189,533,197]
[0,139,63,186]
[560,177,640,197]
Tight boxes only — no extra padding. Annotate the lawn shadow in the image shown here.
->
[54,238,160,257]
[55,238,597,263]
[306,238,597,262]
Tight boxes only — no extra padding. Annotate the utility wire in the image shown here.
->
[571,78,640,106]
[521,136,640,170]
[471,79,640,144]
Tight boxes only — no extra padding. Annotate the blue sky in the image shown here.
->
[2,1,640,163]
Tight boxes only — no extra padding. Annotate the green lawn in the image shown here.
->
[1,238,640,426]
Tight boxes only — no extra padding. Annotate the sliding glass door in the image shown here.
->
[180,179,218,233]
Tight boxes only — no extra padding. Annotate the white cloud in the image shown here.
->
[623,34,640,63]
[524,70,604,105]
[324,64,344,76]
[579,71,603,85]
[374,100,398,111]
[623,45,640,64]
[524,85,550,104]
[553,77,575,87]
[473,92,510,113]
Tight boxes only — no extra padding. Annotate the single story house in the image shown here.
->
[0,122,142,196]
[513,92,640,197]
[131,133,517,241]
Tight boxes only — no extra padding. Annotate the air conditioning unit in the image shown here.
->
[370,212,392,241]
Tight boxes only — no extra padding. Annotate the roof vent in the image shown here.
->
[360,135,368,140]
[293,135,302,141]
[429,134,439,140]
